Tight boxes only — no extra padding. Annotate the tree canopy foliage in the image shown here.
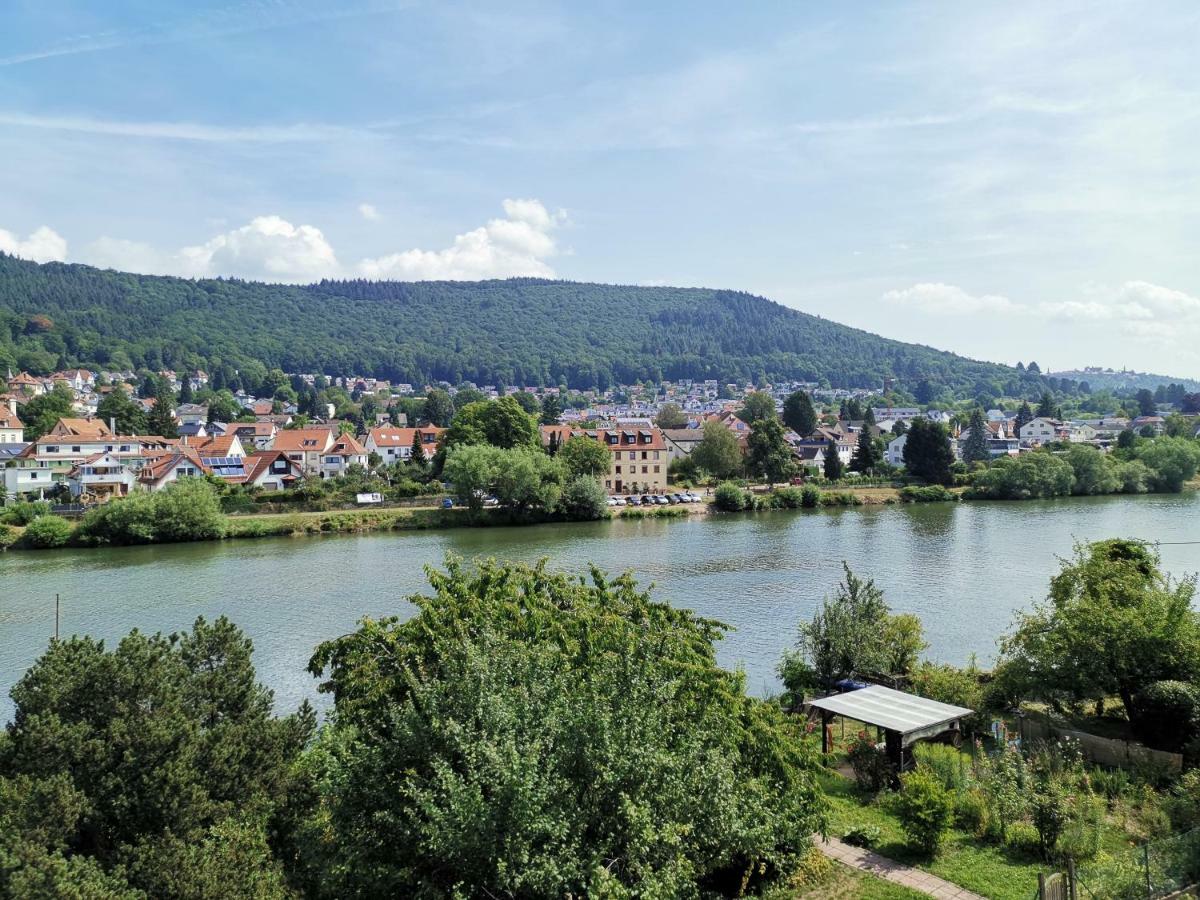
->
[0,254,1062,394]
[303,558,827,898]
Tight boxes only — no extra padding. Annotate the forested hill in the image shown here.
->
[0,253,1044,393]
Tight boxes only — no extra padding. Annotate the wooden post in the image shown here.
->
[55,593,59,641]
[1037,872,1046,900]
[1067,858,1076,900]
[1143,843,1151,897]
[821,710,831,755]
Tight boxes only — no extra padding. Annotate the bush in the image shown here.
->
[1030,778,1069,859]
[1058,792,1104,861]
[847,733,893,794]
[556,475,610,521]
[78,491,159,544]
[1003,822,1041,857]
[768,486,805,509]
[1131,680,1200,752]
[907,662,987,734]
[712,481,750,511]
[788,845,833,888]
[1,500,52,525]
[913,743,970,792]
[892,769,954,855]
[1166,770,1200,830]
[898,485,956,503]
[954,789,990,837]
[78,479,225,546]
[966,451,1075,500]
[800,485,821,508]
[820,491,862,507]
[0,523,18,549]
[21,514,74,549]
[841,824,882,848]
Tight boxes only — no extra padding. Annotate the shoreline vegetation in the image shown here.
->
[3,476,1196,553]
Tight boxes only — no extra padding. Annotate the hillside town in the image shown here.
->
[3,365,1198,505]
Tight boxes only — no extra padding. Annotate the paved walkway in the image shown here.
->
[816,835,988,899]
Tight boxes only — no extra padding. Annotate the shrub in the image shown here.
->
[1003,822,1041,857]
[892,768,954,855]
[1166,770,1200,830]
[1,500,52,525]
[1030,778,1069,859]
[712,481,749,511]
[820,491,862,507]
[788,845,833,888]
[0,523,18,549]
[1131,680,1200,752]
[846,732,893,793]
[78,491,160,545]
[556,475,610,521]
[907,662,987,734]
[21,514,74,549]
[770,486,805,509]
[800,485,821,508]
[1058,792,1104,861]
[841,824,882,848]
[898,485,956,503]
[954,789,990,837]
[913,743,970,792]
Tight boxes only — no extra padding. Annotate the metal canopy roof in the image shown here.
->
[806,685,973,736]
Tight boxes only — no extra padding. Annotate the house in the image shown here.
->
[229,421,278,450]
[53,369,95,393]
[321,433,369,477]
[48,417,112,439]
[175,403,209,427]
[138,448,209,491]
[1066,423,1098,444]
[271,428,336,475]
[1019,417,1063,446]
[662,428,706,461]
[885,433,907,467]
[0,410,23,443]
[239,450,304,491]
[8,373,46,396]
[872,407,921,421]
[796,427,855,465]
[178,422,209,439]
[596,426,669,494]
[67,451,138,501]
[960,420,1021,457]
[1130,415,1165,435]
[364,425,444,463]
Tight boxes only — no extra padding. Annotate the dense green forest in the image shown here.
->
[1,253,1050,394]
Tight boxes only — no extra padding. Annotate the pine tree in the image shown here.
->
[850,429,879,473]
[178,377,194,405]
[1036,392,1055,418]
[782,390,817,435]
[823,439,843,481]
[410,430,427,467]
[962,409,990,464]
[1015,402,1034,435]
[147,383,178,438]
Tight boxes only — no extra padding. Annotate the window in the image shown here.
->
[653,451,660,460]
[641,465,648,474]
[653,465,660,473]
[46,445,59,453]
[72,446,81,453]
[641,451,647,460]
[615,465,622,474]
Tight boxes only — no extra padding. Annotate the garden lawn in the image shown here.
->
[819,771,1043,900]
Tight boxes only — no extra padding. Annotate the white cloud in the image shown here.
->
[358,202,381,221]
[882,282,1018,315]
[83,237,167,273]
[0,225,67,263]
[356,198,565,280]
[178,216,341,282]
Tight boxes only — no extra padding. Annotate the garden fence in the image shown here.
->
[1066,827,1200,899]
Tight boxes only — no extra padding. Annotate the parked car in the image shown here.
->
[669,493,684,504]
[606,497,623,507]
[442,498,454,509]
[653,495,670,505]
[641,495,654,505]
[685,492,703,502]
[626,495,641,505]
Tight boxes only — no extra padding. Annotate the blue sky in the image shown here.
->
[3,1,1200,377]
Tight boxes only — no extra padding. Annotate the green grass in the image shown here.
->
[820,771,1044,900]
[795,862,929,899]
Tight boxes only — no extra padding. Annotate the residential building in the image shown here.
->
[662,427,705,462]
[0,410,23,443]
[67,452,138,500]
[885,433,907,467]
[596,426,669,494]
[364,425,444,463]
[240,450,304,491]
[1019,417,1064,445]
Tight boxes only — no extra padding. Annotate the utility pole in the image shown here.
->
[55,593,60,641]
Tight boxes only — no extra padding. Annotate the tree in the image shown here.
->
[961,409,990,464]
[968,451,1074,499]
[95,386,147,435]
[204,388,242,424]
[443,397,540,451]
[422,388,454,427]
[0,617,313,897]
[690,420,743,480]
[823,440,843,481]
[146,383,178,438]
[178,376,194,405]
[556,475,609,520]
[15,383,75,441]
[511,391,540,415]
[782,390,817,435]
[849,429,880,474]
[738,391,777,425]
[538,393,563,425]
[1000,540,1200,717]
[303,558,826,898]
[409,429,427,467]
[1136,436,1200,492]
[1036,392,1056,418]
[1135,388,1157,417]
[791,563,915,685]
[745,417,793,485]
[914,379,935,405]
[654,402,688,429]
[559,435,610,479]
[1014,401,1034,435]
[902,418,954,485]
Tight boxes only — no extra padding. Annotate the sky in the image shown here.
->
[2,1,1200,377]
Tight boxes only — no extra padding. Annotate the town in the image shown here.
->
[2,364,1198,509]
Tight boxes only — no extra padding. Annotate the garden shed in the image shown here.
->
[806,684,974,772]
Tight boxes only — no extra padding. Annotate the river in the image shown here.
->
[2,494,1199,722]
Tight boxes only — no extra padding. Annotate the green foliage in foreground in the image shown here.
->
[302,558,827,898]
[0,617,314,898]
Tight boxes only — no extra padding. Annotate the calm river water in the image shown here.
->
[2,494,1198,722]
